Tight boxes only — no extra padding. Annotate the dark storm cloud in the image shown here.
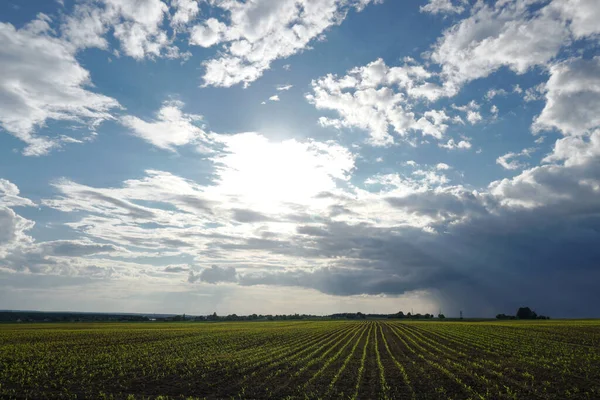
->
[215,183,600,317]
[238,265,464,297]
[386,189,492,219]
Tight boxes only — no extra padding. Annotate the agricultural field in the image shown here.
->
[1,320,600,399]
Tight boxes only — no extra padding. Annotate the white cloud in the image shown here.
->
[428,0,600,98]
[466,111,482,124]
[189,18,227,47]
[276,84,294,91]
[439,138,471,150]
[523,83,545,102]
[420,0,466,15]
[412,110,450,139]
[490,105,499,119]
[431,1,569,91]
[61,0,182,60]
[269,95,280,102]
[307,58,461,145]
[0,179,36,208]
[491,130,600,208]
[0,207,34,259]
[452,101,482,124]
[193,0,383,87]
[543,130,600,167]
[485,88,508,100]
[120,100,213,152]
[496,148,535,171]
[0,180,35,258]
[40,133,357,253]
[171,0,200,28]
[551,0,600,39]
[0,15,120,156]
[533,57,600,136]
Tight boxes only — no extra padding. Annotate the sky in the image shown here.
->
[1,0,600,318]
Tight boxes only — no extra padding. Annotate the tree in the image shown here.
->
[438,314,445,319]
[207,312,218,321]
[517,307,537,320]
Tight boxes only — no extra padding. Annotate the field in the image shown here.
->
[1,320,600,399]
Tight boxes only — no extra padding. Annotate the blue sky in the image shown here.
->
[1,0,600,317]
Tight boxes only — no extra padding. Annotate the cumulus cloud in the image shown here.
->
[189,18,227,47]
[485,88,508,100]
[61,0,181,60]
[439,138,471,150]
[452,100,483,124]
[0,15,120,155]
[420,0,467,15]
[194,0,383,87]
[306,59,462,145]
[171,0,200,28]
[428,0,600,97]
[0,179,36,208]
[0,207,34,258]
[491,130,600,207]
[0,179,35,256]
[551,0,600,39]
[0,181,35,260]
[430,1,569,91]
[533,57,600,135]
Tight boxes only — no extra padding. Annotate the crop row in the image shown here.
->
[1,320,599,399]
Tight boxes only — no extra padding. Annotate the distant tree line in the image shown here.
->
[0,311,150,323]
[496,307,550,320]
[2,310,449,323]
[191,313,314,322]
[329,311,440,320]
[6,308,551,324]
[387,311,437,319]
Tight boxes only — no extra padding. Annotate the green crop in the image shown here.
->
[1,319,599,399]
